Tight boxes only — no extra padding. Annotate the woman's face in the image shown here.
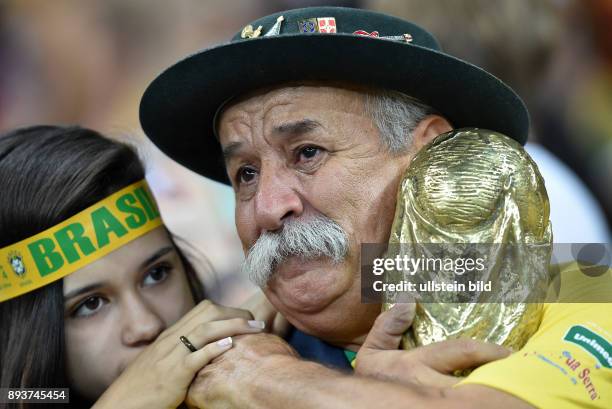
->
[63,227,195,400]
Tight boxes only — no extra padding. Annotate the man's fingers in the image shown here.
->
[355,351,461,389]
[361,303,415,351]
[415,339,511,373]
[409,366,463,389]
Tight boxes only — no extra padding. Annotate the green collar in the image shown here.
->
[344,350,357,369]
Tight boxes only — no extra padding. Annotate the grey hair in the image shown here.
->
[242,214,349,287]
[364,89,437,152]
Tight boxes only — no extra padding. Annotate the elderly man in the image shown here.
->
[140,7,611,409]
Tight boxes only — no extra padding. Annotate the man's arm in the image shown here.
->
[254,356,533,409]
[187,348,444,409]
[184,332,530,409]
[227,354,450,409]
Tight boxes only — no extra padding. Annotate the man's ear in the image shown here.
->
[410,115,453,152]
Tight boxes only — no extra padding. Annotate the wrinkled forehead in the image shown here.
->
[215,82,370,140]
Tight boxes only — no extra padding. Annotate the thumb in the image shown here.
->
[361,303,415,351]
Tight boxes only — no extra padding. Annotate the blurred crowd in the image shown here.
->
[1,0,610,304]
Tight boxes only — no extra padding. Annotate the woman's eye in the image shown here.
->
[237,167,257,185]
[142,264,171,286]
[73,296,107,318]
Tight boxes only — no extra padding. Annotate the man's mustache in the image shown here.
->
[241,214,349,287]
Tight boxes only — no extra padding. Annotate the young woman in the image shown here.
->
[0,125,266,408]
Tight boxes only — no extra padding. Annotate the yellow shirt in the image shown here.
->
[459,265,612,409]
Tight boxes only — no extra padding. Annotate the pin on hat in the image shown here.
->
[241,24,262,39]
[297,18,319,33]
[140,7,529,185]
[264,16,285,37]
[317,17,336,33]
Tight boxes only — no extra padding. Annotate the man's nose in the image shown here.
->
[254,166,304,232]
[120,293,165,347]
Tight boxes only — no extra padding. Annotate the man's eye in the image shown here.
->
[237,167,257,184]
[298,146,321,161]
[73,296,107,318]
[143,264,171,286]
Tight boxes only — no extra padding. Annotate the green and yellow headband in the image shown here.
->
[0,180,163,302]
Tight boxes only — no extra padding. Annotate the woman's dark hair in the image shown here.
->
[0,125,205,408]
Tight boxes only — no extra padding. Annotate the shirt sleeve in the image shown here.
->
[458,267,612,409]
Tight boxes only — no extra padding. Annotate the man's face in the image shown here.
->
[219,85,413,344]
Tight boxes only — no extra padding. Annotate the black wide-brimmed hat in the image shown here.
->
[140,6,529,185]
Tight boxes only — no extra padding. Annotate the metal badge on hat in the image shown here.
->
[244,16,412,42]
[241,16,285,39]
[316,17,337,33]
[298,18,319,33]
[241,24,263,39]
[241,16,410,43]
[264,16,284,37]
[353,30,413,43]
[297,17,337,34]
[354,30,379,37]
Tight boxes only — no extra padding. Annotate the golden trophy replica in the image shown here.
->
[383,128,553,354]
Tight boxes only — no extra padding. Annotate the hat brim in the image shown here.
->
[140,34,529,185]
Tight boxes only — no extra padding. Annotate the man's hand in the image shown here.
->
[184,314,531,409]
[355,304,511,388]
[185,333,298,409]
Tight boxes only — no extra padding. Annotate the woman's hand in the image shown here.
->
[242,290,290,337]
[92,300,266,409]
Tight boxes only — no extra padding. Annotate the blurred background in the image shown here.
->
[1,0,610,305]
